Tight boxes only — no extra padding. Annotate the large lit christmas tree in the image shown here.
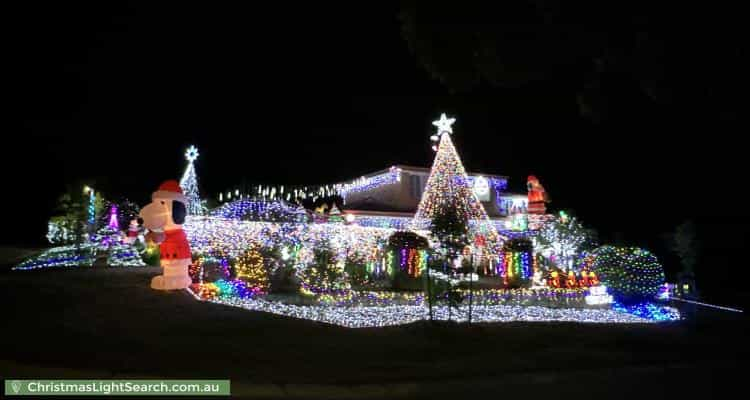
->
[180,145,203,215]
[413,114,500,250]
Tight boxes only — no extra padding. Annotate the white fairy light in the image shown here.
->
[585,285,614,305]
[192,294,665,328]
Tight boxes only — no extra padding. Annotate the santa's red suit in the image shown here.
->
[127,221,139,238]
[527,175,548,215]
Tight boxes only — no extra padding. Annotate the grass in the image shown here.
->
[0,246,44,270]
[1,265,748,398]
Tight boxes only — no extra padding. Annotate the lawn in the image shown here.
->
[1,264,748,398]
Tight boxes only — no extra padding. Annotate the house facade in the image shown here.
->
[338,165,526,217]
[336,165,538,231]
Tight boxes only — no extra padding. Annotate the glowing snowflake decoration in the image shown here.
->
[432,113,456,135]
[185,145,199,162]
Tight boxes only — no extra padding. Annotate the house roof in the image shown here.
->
[340,164,509,183]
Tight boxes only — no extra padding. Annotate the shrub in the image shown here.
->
[344,260,370,288]
[256,244,298,293]
[234,244,269,293]
[590,246,665,303]
[297,239,350,294]
[387,231,430,250]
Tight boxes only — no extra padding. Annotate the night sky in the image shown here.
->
[5,2,748,298]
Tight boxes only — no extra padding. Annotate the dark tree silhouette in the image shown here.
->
[399,1,745,122]
[671,220,698,275]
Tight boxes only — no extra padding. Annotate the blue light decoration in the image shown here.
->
[612,301,681,322]
[497,195,527,216]
[337,166,402,202]
[353,215,412,229]
[210,279,261,299]
[209,198,308,222]
[87,189,96,225]
[107,241,146,266]
[14,227,146,270]
[14,244,96,270]
[462,176,508,195]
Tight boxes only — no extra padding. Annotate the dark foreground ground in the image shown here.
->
[1,262,748,399]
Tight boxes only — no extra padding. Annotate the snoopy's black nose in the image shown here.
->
[137,217,144,225]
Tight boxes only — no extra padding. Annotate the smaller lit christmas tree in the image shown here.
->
[327,204,344,223]
[180,145,204,215]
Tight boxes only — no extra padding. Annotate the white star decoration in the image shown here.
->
[185,145,199,162]
[432,113,456,135]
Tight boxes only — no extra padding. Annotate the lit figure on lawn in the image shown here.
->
[139,180,193,290]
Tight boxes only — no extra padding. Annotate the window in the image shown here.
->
[411,175,421,199]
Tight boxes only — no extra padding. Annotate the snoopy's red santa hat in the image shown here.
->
[152,180,187,203]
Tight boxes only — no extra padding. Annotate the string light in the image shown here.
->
[533,215,594,271]
[590,246,666,303]
[210,199,307,222]
[386,231,429,278]
[498,238,533,285]
[46,218,76,244]
[15,114,684,328]
[189,292,675,328]
[15,228,145,270]
[585,285,614,305]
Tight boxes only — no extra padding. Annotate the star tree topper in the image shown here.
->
[185,145,199,162]
[432,113,456,135]
[430,113,456,150]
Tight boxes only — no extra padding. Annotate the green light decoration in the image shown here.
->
[589,246,665,303]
